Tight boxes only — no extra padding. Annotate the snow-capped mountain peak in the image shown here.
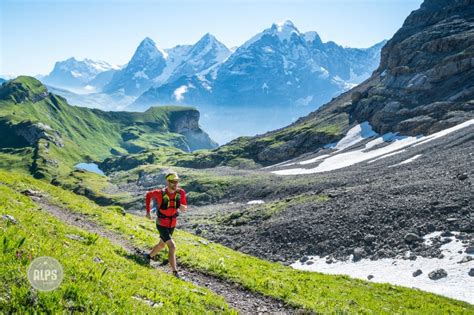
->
[242,20,302,49]
[271,20,300,41]
[83,58,120,71]
[197,33,218,44]
[131,37,165,62]
[152,33,231,86]
[42,57,120,89]
[303,31,323,45]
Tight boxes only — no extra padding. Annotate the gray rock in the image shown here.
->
[440,231,454,237]
[364,234,376,244]
[15,121,63,148]
[428,268,448,280]
[2,214,17,224]
[469,268,474,277]
[425,223,436,232]
[325,257,334,264]
[466,246,474,254]
[21,189,43,197]
[457,256,473,264]
[367,274,374,280]
[353,247,366,262]
[412,269,423,277]
[93,257,103,263]
[66,234,86,242]
[404,233,420,243]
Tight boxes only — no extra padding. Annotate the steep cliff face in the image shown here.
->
[350,0,474,135]
[168,110,218,151]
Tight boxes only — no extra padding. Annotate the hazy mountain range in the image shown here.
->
[35,20,385,112]
[28,20,385,144]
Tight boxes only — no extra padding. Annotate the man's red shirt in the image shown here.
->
[146,187,187,228]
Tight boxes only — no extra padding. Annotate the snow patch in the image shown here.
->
[291,231,474,304]
[303,31,319,43]
[366,149,406,164]
[298,154,331,165]
[247,200,265,204]
[263,46,274,53]
[271,119,474,175]
[389,154,422,167]
[70,70,83,78]
[275,20,299,42]
[133,71,149,80]
[334,122,377,151]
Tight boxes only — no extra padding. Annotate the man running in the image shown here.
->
[144,171,187,278]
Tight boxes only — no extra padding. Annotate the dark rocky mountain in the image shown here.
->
[350,0,474,135]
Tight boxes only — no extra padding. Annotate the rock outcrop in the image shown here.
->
[350,0,474,135]
[167,109,219,151]
[14,121,64,148]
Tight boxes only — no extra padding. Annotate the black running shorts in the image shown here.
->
[156,223,175,242]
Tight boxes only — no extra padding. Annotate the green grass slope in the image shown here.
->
[0,179,232,313]
[1,170,472,314]
[0,76,216,179]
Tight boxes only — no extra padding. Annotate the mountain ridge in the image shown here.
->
[132,20,385,110]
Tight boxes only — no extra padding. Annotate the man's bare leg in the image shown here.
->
[165,239,177,271]
[149,239,166,258]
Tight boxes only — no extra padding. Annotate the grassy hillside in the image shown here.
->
[0,76,216,179]
[1,170,472,314]
[0,180,232,313]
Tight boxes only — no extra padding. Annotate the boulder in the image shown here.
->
[412,269,423,277]
[428,268,448,280]
[352,247,366,262]
[466,246,474,254]
[404,233,420,243]
[2,214,17,224]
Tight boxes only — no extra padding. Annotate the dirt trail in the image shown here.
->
[27,193,300,314]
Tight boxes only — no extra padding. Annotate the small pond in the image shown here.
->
[74,162,105,176]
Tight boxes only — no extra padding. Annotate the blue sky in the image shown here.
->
[1,0,423,76]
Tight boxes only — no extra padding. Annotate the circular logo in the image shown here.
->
[27,256,64,291]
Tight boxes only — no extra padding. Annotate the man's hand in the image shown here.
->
[179,205,187,212]
[145,212,152,220]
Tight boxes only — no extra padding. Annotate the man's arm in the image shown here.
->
[145,191,152,214]
[145,190,158,219]
[179,188,187,212]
